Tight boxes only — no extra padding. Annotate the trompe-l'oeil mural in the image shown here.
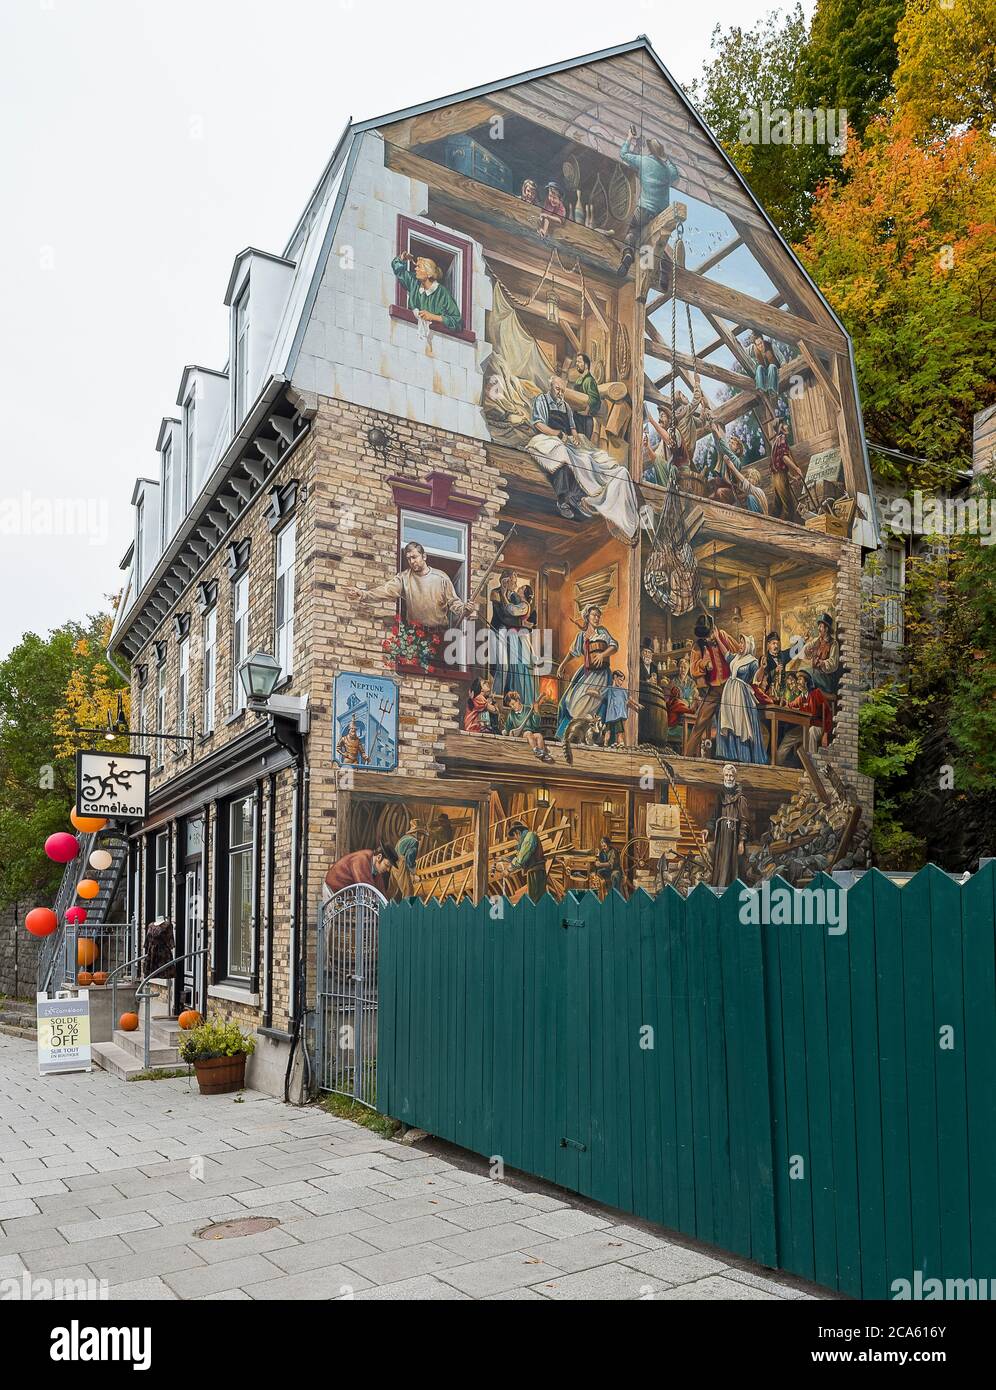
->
[326,50,870,903]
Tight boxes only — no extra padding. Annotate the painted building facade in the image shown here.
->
[108,40,877,1092]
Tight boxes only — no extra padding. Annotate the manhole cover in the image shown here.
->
[196,1216,281,1241]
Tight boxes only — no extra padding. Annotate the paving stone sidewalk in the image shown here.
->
[0,1034,826,1301]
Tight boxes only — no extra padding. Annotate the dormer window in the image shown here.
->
[135,497,145,589]
[161,438,174,546]
[235,283,251,425]
[184,395,197,509]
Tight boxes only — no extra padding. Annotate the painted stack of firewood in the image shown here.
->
[748,751,869,884]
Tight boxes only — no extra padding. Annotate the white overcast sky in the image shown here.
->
[0,0,812,660]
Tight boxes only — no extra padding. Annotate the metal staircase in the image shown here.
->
[37,827,131,995]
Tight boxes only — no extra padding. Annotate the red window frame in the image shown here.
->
[389,215,476,345]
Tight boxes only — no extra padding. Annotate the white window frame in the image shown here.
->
[156,662,167,755]
[161,440,174,545]
[202,607,217,734]
[232,572,249,713]
[274,517,296,681]
[235,282,251,424]
[154,831,169,919]
[184,395,196,511]
[135,498,144,590]
[398,510,468,601]
[177,636,189,737]
[881,542,906,647]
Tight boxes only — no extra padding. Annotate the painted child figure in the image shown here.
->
[598,669,641,747]
[464,676,499,733]
[502,690,554,763]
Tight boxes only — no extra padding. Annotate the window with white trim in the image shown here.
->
[135,498,144,590]
[232,572,249,712]
[202,607,216,734]
[235,283,251,425]
[177,636,189,737]
[881,542,905,646]
[156,662,167,749]
[153,831,169,919]
[274,517,296,680]
[399,511,468,599]
[184,396,196,510]
[161,439,174,544]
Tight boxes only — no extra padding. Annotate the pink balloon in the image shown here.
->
[65,906,88,925]
[45,832,80,864]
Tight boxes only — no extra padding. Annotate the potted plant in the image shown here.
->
[178,1017,256,1095]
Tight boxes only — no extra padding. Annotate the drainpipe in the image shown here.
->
[262,771,276,1030]
[267,715,309,1103]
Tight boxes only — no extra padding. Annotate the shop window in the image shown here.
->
[153,831,169,920]
[223,793,255,981]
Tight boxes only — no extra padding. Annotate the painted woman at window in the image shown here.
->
[391,252,462,332]
[554,605,618,739]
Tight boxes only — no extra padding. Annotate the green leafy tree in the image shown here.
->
[894,0,996,136]
[0,612,125,907]
[689,6,817,239]
[798,113,996,479]
[801,0,906,138]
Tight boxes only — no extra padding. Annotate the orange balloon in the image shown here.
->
[76,879,100,901]
[77,939,98,967]
[70,808,107,834]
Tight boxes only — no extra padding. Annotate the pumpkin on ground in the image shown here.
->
[178,1010,202,1030]
[119,1012,139,1032]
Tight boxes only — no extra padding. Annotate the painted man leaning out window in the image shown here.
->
[346,540,476,628]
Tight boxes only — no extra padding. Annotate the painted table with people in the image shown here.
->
[640,614,840,767]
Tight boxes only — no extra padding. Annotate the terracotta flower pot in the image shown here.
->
[192,1054,247,1095]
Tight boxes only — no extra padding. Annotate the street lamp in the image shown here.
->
[237,651,310,734]
[238,651,283,703]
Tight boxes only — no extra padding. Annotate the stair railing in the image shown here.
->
[107,951,146,1030]
[135,949,209,1070]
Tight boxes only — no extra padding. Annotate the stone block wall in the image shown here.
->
[0,903,39,1000]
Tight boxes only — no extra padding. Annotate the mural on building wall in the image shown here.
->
[328,51,871,900]
[332,672,399,772]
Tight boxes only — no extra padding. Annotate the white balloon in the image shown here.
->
[89,850,113,871]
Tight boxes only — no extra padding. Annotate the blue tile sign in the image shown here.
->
[333,672,399,772]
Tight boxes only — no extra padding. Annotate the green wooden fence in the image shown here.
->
[376,864,996,1299]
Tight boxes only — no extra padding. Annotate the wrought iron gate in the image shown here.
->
[315,883,384,1106]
